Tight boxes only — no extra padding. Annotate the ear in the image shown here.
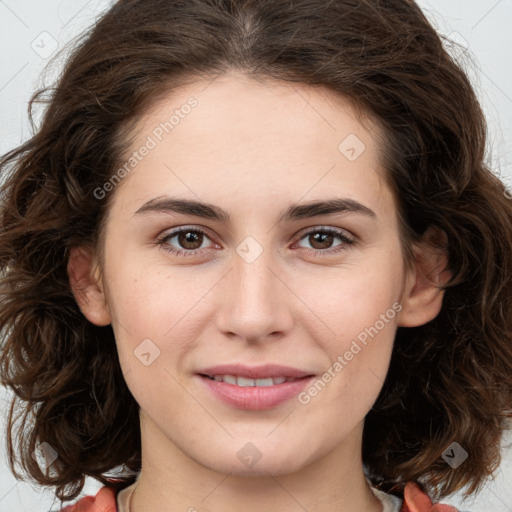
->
[398,226,452,328]
[67,246,111,326]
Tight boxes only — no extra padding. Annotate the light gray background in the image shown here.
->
[0,1,511,511]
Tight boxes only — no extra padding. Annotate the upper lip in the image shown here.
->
[197,364,314,379]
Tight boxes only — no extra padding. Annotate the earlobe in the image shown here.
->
[398,227,452,328]
[67,246,112,326]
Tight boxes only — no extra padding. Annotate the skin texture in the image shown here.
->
[68,71,450,512]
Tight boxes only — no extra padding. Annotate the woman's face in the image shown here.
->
[71,71,442,478]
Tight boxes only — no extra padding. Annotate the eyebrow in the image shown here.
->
[134,196,376,222]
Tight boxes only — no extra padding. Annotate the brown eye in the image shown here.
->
[175,230,204,250]
[157,227,215,256]
[295,227,356,255]
[307,231,335,250]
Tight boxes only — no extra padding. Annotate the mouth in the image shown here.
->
[199,374,308,387]
[196,370,316,410]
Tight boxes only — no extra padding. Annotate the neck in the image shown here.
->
[129,413,383,512]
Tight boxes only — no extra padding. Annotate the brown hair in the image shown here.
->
[1,0,511,505]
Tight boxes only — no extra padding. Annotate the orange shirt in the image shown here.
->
[59,481,459,512]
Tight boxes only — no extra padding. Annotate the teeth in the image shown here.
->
[223,375,237,385]
[208,375,295,386]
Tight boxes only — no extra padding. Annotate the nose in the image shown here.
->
[214,245,295,344]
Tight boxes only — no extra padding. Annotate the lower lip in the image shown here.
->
[197,375,315,410]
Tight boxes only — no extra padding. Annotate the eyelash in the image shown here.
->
[156,226,356,257]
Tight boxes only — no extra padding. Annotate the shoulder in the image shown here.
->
[52,481,463,512]
[57,486,117,512]
[402,482,462,512]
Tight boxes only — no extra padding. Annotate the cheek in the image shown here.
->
[103,257,215,378]
[298,250,403,340]
[299,250,404,393]
[105,234,404,367]
[103,251,189,332]
[297,290,400,421]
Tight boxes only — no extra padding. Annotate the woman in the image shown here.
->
[1,0,511,511]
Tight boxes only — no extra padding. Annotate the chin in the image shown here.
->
[192,442,312,478]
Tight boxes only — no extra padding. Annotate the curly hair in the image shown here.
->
[1,0,511,505]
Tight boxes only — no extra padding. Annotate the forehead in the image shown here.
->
[109,72,394,221]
